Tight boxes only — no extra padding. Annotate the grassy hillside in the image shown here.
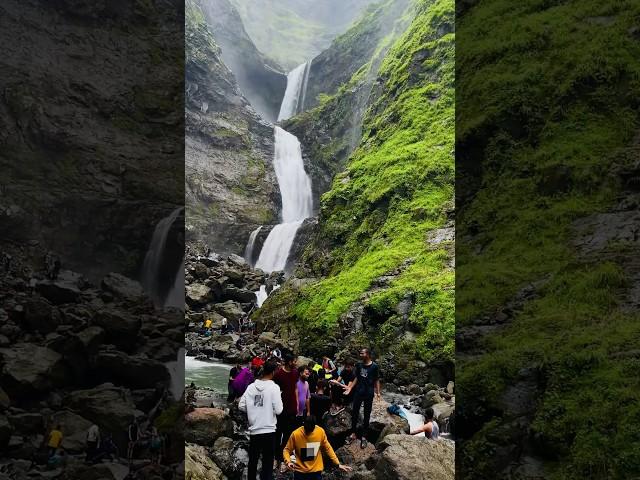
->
[257,0,454,382]
[457,0,640,478]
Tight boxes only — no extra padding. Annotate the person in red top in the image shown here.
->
[273,351,299,473]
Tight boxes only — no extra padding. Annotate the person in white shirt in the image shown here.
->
[239,359,283,480]
[85,424,100,462]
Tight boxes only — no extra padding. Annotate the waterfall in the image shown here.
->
[141,207,184,308]
[254,63,313,274]
[166,348,186,400]
[255,128,312,273]
[244,226,262,265]
[278,62,310,121]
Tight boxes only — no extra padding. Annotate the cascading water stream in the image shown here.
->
[244,225,262,265]
[141,207,184,308]
[252,62,314,274]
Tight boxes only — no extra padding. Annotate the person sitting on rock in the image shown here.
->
[410,407,440,440]
[284,415,352,479]
[85,424,100,463]
[47,448,67,470]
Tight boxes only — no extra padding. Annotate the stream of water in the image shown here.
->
[253,63,314,274]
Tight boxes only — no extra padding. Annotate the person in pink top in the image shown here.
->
[296,366,311,418]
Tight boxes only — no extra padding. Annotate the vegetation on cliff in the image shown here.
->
[257,0,454,378]
[456,0,640,477]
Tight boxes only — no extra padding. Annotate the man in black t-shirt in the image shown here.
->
[343,348,381,449]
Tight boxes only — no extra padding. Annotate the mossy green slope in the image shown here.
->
[257,0,454,379]
[457,1,640,478]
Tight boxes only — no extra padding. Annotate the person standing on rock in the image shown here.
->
[228,363,242,402]
[46,424,63,457]
[410,407,440,440]
[127,417,140,464]
[231,363,255,399]
[296,366,311,419]
[85,423,100,463]
[239,359,283,480]
[343,348,381,449]
[284,415,352,479]
[310,379,331,426]
[273,352,300,474]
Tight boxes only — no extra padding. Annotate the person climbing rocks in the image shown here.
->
[284,415,352,479]
[239,359,283,480]
[273,351,300,473]
[46,424,63,457]
[127,417,140,463]
[343,348,381,449]
[321,356,337,379]
[410,407,440,440]
[310,379,331,426]
[228,363,242,402]
[296,366,311,419]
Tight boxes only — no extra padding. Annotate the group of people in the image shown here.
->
[230,347,383,480]
[200,314,255,337]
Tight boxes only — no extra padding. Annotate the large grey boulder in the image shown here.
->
[101,273,147,303]
[186,283,214,306]
[0,344,68,397]
[374,434,454,480]
[91,308,141,350]
[91,351,170,389]
[185,408,233,446]
[185,443,224,480]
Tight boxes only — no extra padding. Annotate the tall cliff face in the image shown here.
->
[185,0,280,255]
[197,0,286,122]
[0,0,184,281]
[230,0,379,70]
[456,0,640,478]
[256,0,454,386]
[286,0,414,208]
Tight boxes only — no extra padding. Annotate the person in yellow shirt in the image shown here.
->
[47,425,63,457]
[204,318,212,329]
[284,416,352,479]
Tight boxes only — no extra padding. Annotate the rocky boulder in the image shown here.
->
[324,408,352,440]
[211,436,245,479]
[0,414,13,449]
[374,434,454,480]
[91,308,141,351]
[65,384,141,449]
[186,443,224,480]
[0,344,68,397]
[35,271,83,305]
[222,285,256,304]
[213,301,245,322]
[185,408,233,446]
[368,399,409,441]
[50,410,93,453]
[91,351,170,389]
[187,283,214,306]
[23,296,60,333]
[101,273,147,303]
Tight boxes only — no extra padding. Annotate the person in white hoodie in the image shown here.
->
[239,359,283,480]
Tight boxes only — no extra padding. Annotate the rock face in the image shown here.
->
[185,408,234,446]
[197,0,286,121]
[0,344,68,397]
[185,0,280,256]
[185,443,224,480]
[0,0,183,282]
[374,434,454,480]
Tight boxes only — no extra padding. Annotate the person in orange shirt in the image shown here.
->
[284,416,352,480]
